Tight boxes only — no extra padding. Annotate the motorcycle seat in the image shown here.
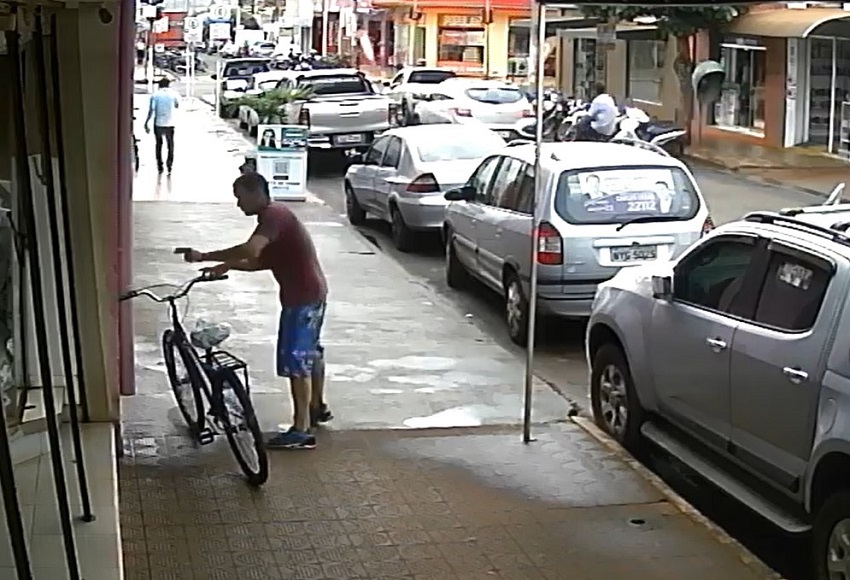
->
[642,122,679,136]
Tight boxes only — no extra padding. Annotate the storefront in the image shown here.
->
[375,0,532,78]
[712,37,767,138]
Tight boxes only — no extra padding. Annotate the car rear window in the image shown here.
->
[554,166,700,225]
[414,132,506,163]
[298,74,372,95]
[464,87,524,104]
[408,70,456,84]
[223,61,269,77]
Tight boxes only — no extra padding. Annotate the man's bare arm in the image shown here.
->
[200,234,271,263]
[230,258,267,272]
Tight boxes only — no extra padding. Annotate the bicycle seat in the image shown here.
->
[190,321,231,350]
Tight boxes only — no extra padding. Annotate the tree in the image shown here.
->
[579,5,746,136]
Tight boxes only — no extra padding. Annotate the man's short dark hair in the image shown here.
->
[594,82,607,95]
[234,171,270,198]
[158,78,171,88]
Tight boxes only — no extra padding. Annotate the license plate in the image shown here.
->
[611,246,657,262]
[335,134,364,144]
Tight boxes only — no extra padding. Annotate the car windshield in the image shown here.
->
[408,70,456,84]
[414,132,506,163]
[554,166,700,225]
[464,86,524,104]
[298,74,372,95]
[223,61,269,77]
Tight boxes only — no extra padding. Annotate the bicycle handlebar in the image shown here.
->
[119,272,229,303]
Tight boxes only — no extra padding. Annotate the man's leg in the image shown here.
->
[267,307,317,449]
[309,303,332,427]
[165,127,175,172]
[153,126,164,172]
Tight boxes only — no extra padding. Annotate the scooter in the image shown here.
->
[554,100,591,141]
[514,92,568,141]
[615,113,687,156]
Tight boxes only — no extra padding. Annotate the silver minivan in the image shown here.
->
[442,141,713,345]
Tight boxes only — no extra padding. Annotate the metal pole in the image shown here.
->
[523,2,546,445]
[829,38,837,154]
[483,0,490,78]
[37,11,95,523]
[9,14,81,580]
[0,39,33,580]
[215,58,223,117]
[321,0,329,56]
[337,8,344,55]
[147,27,155,94]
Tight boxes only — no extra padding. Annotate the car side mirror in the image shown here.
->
[210,74,218,80]
[445,186,474,202]
[651,275,673,300]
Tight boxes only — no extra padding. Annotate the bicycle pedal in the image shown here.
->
[197,428,216,445]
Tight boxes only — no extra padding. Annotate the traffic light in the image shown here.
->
[692,60,725,106]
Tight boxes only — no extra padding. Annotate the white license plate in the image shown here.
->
[336,134,364,144]
[611,246,657,262]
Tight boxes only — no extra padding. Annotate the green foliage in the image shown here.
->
[579,5,747,36]
[224,86,315,122]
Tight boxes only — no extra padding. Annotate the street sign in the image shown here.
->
[210,5,230,20]
[184,16,202,43]
[209,21,232,40]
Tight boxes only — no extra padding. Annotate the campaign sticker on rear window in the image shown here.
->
[777,262,813,290]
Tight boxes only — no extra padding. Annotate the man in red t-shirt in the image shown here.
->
[184,172,330,449]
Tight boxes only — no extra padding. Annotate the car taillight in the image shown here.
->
[388,102,399,125]
[702,216,715,236]
[451,108,473,118]
[298,107,311,127]
[536,221,563,265]
[407,173,440,194]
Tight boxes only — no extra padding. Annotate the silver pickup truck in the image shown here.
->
[281,68,397,153]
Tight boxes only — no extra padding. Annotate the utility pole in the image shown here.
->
[321,0,330,56]
[483,0,491,78]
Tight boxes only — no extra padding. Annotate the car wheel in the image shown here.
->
[445,230,469,289]
[390,206,414,252]
[345,184,367,226]
[590,344,644,450]
[813,491,850,580]
[504,272,529,346]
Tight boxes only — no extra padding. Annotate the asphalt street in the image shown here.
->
[306,161,823,409]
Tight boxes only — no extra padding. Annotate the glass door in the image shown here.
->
[808,38,833,146]
[714,44,766,135]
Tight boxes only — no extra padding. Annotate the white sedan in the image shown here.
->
[413,79,533,141]
[344,124,506,252]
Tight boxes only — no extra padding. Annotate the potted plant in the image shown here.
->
[226,86,314,137]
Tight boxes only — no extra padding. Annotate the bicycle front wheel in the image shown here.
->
[216,368,268,486]
[162,329,206,434]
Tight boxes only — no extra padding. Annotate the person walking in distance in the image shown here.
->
[145,78,179,175]
[182,172,332,449]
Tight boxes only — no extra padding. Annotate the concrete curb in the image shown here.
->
[684,154,831,199]
[571,415,785,580]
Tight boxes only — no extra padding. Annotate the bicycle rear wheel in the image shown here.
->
[215,368,268,486]
[162,329,206,433]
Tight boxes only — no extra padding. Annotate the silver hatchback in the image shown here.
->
[442,141,713,345]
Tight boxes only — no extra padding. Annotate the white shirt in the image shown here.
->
[589,94,618,136]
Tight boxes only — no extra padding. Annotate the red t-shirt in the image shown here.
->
[254,203,328,307]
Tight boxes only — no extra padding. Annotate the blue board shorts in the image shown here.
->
[277,301,326,378]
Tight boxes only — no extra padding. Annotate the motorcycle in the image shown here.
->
[554,100,591,142]
[614,110,687,156]
[514,91,568,141]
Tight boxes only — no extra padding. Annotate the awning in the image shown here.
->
[510,16,601,36]
[725,8,850,39]
[556,24,660,41]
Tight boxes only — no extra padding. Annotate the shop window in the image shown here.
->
[713,43,766,136]
[508,18,530,78]
[437,14,485,74]
[627,39,665,104]
[573,39,597,100]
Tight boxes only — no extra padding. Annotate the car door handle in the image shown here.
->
[705,337,727,351]
[495,228,502,238]
[782,367,809,384]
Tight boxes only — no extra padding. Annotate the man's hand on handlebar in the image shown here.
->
[202,263,231,279]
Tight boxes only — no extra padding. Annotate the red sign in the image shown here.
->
[154,11,186,47]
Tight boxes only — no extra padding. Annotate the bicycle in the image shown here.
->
[120,271,269,486]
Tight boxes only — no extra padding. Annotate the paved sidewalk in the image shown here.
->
[687,140,850,197]
[119,103,780,579]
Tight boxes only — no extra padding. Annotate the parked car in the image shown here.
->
[384,67,457,125]
[213,58,270,118]
[443,140,712,345]
[344,125,506,251]
[586,190,850,580]
[237,70,299,132]
[249,41,276,58]
[277,68,397,153]
[414,78,533,141]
